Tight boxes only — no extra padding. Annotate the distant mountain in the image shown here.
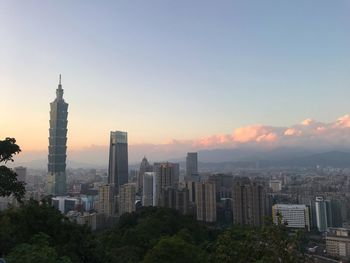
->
[196,151,350,172]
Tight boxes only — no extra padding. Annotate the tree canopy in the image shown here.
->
[0,137,25,201]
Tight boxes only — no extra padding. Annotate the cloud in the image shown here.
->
[16,114,350,165]
[172,114,350,151]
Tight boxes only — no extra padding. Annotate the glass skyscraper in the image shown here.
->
[47,75,68,195]
[108,131,128,192]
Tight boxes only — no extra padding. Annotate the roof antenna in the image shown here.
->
[59,74,62,85]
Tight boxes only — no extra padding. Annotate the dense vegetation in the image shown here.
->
[0,201,311,263]
[0,138,25,201]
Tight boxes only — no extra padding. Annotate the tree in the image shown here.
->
[0,138,25,201]
[143,235,208,263]
[5,233,72,263]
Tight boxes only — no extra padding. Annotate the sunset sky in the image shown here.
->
[1,1,350,162]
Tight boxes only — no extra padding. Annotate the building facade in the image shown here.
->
[232,177,266,226]
[98,184,114,216]
[118,183,136,215]
[326,228,350,260]
[195,181,216,223]
[272,204,310,231]
[108,131,128,192]
[142,172,156,207]
[137,157,152,194]
[47,75,68,195]
[153,162,179,205]
[186,152,198,177]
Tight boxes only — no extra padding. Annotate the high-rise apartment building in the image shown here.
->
[159,187,190,215]
[118,183,136,215]
[108,131,128,192]
[315,196,330,232]
[326,228,350,260]
[232,177,266,226]
[186,152,198,177]
[47,75,68,195]
[195,181,216,223]
[153,162,179,205]
[272,204,310,231]
[98,184,114,216]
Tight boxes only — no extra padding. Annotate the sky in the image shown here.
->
[1,1,350,163]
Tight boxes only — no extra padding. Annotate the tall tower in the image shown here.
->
[186,152,198,177]
[108,131,128,192]
[47,75,68,195]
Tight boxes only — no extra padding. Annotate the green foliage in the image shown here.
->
[0,197,310,263]
[6,233,72,263]
[143,235,208,263]
[0,200,105,263]
[101,207,214,262]
[212,222,311,263]
[0,137,25,201]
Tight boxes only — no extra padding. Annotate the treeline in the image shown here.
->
[0,200,312,263]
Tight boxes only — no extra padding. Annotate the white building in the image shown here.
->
[142,172,157,206]
[272,204,310,231]
[52,196,80,214]
[269,180,282,192]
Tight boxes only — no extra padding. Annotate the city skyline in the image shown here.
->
[1,1,350,159]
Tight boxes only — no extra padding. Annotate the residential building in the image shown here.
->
[118,183,136,215]
[195,181,216,223]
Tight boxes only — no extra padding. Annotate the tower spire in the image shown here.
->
[59,74,61,85]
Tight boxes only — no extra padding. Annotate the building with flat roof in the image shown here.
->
[326,228,350,260]
[108,131,128,192]
[272,204,310,231]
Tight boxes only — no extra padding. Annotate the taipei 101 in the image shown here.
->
[1,1,350,262]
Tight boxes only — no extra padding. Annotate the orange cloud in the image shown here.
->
[284,128,302,136]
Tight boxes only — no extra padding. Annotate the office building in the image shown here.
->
[315,197,331,232]
[118,183,136,215]
[142,172,156,206]
[272,204,310,231]
[52,196,79,214]
[232,177,266,226]
[195,181,216,223]
[186,152,198,177]
[137,156,152,193]
[108,131,128,192]
[47,75,68,195]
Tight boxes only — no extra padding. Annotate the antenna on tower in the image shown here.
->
[59,74,62,85]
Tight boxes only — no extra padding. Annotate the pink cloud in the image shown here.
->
[284,128,302,136]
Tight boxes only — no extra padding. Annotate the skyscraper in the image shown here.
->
[108,131,128,192]
[195,181,216,223]
[232,177,266,226]
[137,156,152,193]
[142,172,156,207]
[47,75,68,195]
[98,184,114,216]
[118,183,136,215]
[186,152,198,177]
[153,162,179,205]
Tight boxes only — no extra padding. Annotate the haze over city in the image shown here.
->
[1,0,350,164]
